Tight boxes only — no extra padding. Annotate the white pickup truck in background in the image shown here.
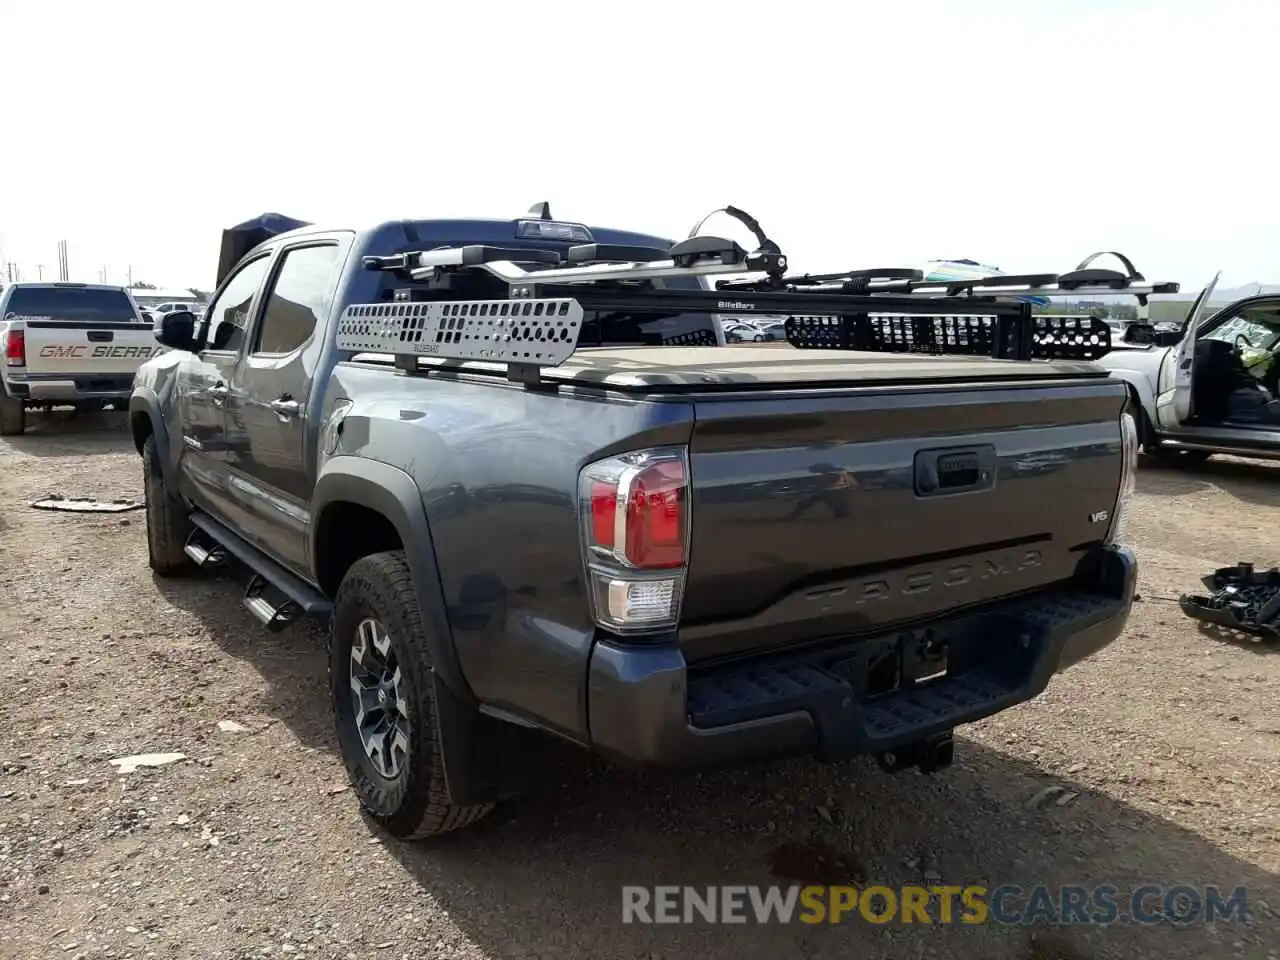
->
[0,282,161,435]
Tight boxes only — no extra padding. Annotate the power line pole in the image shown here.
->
[35,264,44,280]
[57,240,69,281]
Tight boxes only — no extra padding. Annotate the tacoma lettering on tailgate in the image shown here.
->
[853,549,1044,605]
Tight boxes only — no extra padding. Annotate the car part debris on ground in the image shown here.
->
[1179,562,1280,641]
[30,494,143,512]
[108,752,187,773]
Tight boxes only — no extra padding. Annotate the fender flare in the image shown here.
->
[1104,368,1158,424]
[128,389,174,480]
[310,456,474,705]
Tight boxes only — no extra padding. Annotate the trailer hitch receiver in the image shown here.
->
[875,731,955,775]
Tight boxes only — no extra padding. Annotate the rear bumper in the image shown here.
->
[586,545,1137,768]
[4,373,133,402]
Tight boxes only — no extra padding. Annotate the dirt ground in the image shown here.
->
[0,411,1276,960]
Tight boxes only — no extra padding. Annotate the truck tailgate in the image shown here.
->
[23,321,159,376]
[680,378,1126,663]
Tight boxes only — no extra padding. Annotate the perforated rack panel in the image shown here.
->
[1030,315,1112,360]
[783,313,1112,361]
[666,329,721,346]
[785,314,999,357]
[336,298,584,366]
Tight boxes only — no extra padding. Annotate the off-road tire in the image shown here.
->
[0,392,25,436]
[330,551,494,840]
[143,434,195,576]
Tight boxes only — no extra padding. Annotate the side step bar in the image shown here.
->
[187,513,333,631]
[1160,439,1280,462]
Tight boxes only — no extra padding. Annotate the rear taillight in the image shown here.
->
[3,330,24,367]
[579,447,690,634]
[1105,410,1139,546]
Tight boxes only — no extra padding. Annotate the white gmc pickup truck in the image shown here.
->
[0,282,161,435]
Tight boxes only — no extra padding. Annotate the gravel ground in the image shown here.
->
[0,411,1276,960]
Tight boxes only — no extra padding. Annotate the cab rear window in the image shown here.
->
[3,287,140,324]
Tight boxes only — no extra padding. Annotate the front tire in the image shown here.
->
[330,551,494,840]
[143,434,195,576]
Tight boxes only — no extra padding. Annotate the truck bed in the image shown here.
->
[406,345,1110,392]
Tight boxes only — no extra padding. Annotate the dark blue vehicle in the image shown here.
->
[130,204,1141,839]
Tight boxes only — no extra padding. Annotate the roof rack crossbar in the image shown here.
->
[405,245,764,285]
[860,278,1180,299]
[364,245,564,272]
[718,250,1179,301]
[717,267,924,293]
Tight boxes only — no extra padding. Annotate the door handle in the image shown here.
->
[209,382,228,405]
[270,398,301,419]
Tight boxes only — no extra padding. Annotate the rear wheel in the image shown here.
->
[330,551,494,840]
[142,434,195,576]
[0,392,24,436]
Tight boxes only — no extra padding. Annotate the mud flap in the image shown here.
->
[431,673,548,807]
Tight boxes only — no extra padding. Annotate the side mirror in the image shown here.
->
[1122,322,1155,345]
[1154,330,1183,347]
[155,310,198,351]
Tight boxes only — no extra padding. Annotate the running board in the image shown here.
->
[187,513,333,623]
[1160,439,1280,462]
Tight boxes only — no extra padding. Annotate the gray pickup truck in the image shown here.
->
[129,206,1161,840]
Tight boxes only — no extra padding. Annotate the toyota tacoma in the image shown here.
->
[128,206,1155,840]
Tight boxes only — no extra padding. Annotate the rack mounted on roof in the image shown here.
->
[336,207,1180,385]
[723,250,1178,303]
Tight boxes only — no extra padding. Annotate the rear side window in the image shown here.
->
[253,244,341,355]
[2,287,138,324]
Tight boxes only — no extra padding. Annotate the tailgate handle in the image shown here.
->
[87,331,114,343]
[915,446,997,496]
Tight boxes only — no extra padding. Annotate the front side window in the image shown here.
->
[204,256,271,352]
[253,245,341,355]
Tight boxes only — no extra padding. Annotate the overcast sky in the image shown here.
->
[0,0,1272,293]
